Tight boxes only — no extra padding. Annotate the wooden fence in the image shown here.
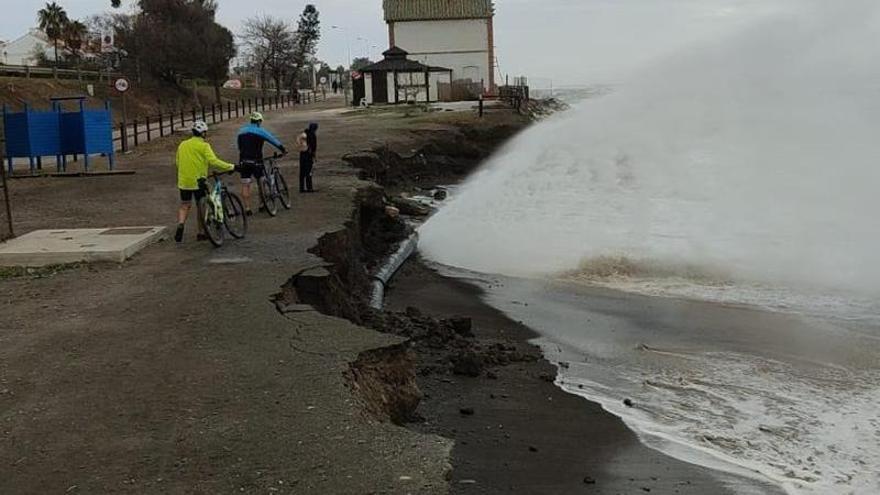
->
[113,90,325,153]
[0,64,117,81]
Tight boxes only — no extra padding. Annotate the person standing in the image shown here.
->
[174,121,235,243]
[296,123,319,193]
[237,112,286,214]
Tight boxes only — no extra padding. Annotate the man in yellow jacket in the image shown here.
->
[175,120,235,243]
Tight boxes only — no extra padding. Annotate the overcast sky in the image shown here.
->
[2,0,786,86]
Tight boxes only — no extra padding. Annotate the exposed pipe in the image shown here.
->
[369,232,419,310]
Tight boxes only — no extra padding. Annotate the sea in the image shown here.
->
[417,3,880,493]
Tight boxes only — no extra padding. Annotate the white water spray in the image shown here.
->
[421,1,880,295]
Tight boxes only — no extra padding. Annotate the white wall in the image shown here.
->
[1,32,51,66]
[386,72,395,103]
[429,72,452,101]
[364,73,374,104]
[393,19,491,89]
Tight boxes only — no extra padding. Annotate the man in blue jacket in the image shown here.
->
[237,112,286,214]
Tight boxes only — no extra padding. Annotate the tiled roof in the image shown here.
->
[383,0,494,22]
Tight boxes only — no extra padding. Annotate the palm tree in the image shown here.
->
[62,20,88,62]
[37,2,70,68]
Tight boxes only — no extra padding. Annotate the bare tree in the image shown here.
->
[241,16,295,97]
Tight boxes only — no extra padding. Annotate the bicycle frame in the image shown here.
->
[206,176,225,223]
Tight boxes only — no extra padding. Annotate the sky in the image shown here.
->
[2,0,787,87]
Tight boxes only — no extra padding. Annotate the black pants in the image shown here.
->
[299,152,314,192]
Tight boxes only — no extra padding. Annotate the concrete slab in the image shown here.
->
[0,227,167,267]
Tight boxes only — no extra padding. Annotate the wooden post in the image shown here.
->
[0,140,13,239]
[133,119,139,147]
[170,113,175,134]
[201,106,207,122]
[227,101,232,120]
[191,108,197,124]
[146,116,152,141]
[120,123,128,152]
[159,114,164,137]
[211,103,216,123]
[180,109,185,127]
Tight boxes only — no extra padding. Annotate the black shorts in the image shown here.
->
[179,188,206,202]
[239,161,264,180]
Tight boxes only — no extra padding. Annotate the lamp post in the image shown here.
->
[331,25,352,69]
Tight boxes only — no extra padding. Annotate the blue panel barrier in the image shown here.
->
[2,97,115,173]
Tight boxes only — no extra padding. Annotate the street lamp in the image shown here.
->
[331,25,352,69]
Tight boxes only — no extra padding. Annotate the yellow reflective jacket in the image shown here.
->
[175,136,234,190]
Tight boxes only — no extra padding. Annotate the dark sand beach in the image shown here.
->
[384,258,783,494]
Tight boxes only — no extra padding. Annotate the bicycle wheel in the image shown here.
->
[274,169,292,210]
[258,175,278,217]
[223,192,248,239]
[197,197,224,247]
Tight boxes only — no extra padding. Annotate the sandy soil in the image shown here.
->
[0,96,479,494]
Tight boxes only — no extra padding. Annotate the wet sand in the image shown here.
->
[385,258,783,494]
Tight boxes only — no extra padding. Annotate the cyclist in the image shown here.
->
[237,112,286,214]
[175,120,236,243]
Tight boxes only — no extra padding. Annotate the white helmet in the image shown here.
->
[192,120,209,135]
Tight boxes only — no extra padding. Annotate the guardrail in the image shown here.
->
[0,64,117,81]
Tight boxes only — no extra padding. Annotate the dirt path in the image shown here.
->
[0,97,486,494]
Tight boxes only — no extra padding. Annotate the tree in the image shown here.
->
[198,23,236,103]
[241,16,295,97]
[286,5,321,92]
[62,20,88,62]
[37,2,70,69]
[351,57,373,71]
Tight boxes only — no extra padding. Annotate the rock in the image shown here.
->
[433,189,448,201]
[448,317,473,337]
[459,407,475,416]
[385,206,400,218]
[452,352,482,377]
[623,398,634,407]
[528,445,538,453]
[391,196,431,216]
[583,476,596,485]
[276,302,316,314]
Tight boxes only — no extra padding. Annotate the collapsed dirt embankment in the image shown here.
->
[274,115,533,424]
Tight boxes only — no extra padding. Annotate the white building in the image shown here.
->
[0,29,53,66]
[384,0,496,95]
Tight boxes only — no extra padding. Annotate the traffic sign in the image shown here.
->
[114,78,130,93]
[351,71,362,80]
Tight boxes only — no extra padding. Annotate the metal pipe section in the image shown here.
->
[369,232,419,310]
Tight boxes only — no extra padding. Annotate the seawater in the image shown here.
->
[418,1,880,493]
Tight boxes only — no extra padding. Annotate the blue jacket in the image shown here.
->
[237,123,285,162]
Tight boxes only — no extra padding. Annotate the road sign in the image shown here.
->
[114,78,130,93]
[351,71,362,80]
[319,76,328,85]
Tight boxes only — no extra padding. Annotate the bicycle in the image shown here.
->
[196,171,248,247]
[256,153,292,217]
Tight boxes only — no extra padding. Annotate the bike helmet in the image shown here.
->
[192,120,209,136]
[250,112,264,123]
